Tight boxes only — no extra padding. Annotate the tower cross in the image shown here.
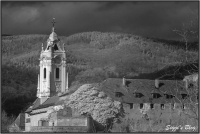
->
[51,18,56,32]
[52,18,56,27]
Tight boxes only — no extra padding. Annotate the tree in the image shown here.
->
[173,11,198,63]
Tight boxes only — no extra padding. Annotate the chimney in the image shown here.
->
[123,77,125,86]
[155,79,159,89]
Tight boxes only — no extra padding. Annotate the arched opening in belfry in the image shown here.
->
[54,44,59,51]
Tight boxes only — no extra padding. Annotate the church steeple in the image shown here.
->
[37,19,68,99]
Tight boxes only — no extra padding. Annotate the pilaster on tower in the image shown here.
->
[37,74,40,98]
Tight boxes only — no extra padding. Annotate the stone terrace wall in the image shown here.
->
[30,126,89,132]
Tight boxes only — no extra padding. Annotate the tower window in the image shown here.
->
[44,68,46,79]
[56,68,59,79]
[54,44,59,51]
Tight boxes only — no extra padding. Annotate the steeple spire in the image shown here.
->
[51,18,56,32]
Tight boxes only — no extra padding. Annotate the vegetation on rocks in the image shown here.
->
[64,84,123,130]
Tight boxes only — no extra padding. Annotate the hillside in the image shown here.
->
[2,32,198,117]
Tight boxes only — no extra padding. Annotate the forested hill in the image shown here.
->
[2,32,198,116]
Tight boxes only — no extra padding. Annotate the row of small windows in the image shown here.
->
[43,68,59,79]
[115,92,192,100]
[129,103,188,110]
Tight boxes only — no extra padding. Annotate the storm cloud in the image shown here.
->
[2,1,198,40]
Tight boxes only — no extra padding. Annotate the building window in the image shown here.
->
[161,104,164,109]
[152,93,162,99]
[150,104,154,109]
[134,93,144,98]
[182,104,185,109]
[115,92,124,98]
[140,103,144,109]
[188,83,194,88]
[171,103,175,109]
[165,94,174,99]
[181,94,188,99]
[56,68,59,79]
[44,68,46,79]
[129,103,133,109]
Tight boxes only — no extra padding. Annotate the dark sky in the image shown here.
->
[2,1,199,40]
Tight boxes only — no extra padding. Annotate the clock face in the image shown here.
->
[54,56,62,64]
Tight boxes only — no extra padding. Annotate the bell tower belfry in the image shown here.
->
[37,18,68,99]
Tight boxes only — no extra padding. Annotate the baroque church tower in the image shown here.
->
[37,18,68,99]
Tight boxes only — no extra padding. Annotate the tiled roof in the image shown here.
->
[25,98,40,113]
[33,96,59,110]
[99,78,190,104]
[32,98,41,109]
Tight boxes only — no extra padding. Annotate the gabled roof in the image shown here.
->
[99,78,188,104]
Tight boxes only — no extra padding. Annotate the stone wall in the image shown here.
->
[30,126,89,132]
[30,116,94,132]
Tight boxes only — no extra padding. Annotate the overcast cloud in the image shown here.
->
[2,1,198,40]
